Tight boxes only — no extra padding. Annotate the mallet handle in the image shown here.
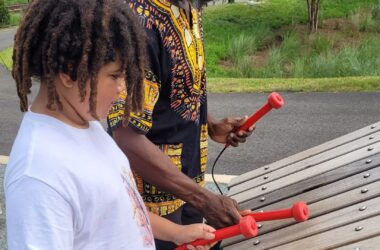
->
[247,201,309,222]
[226,92,284,148]
[237,92,284,132]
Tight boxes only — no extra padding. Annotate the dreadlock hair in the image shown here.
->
[12,0,145,120]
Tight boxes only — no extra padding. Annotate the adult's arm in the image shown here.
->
[113,126,242,228]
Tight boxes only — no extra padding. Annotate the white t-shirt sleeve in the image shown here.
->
[6,176,74,250]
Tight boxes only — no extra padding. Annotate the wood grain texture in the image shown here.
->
[230,122,380,187]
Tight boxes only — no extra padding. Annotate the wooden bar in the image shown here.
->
[334,236,380,249]
[270,215,380,250]
[229,131,380,196]
[224,182,380,248]
[230,122,380,187]
[224,122,380,249]
[240,154,380,210]
[223,170,380,247]
[232,142,380,204]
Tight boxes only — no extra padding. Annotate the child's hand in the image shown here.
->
[175,224,216,250]
[240,209,252,216]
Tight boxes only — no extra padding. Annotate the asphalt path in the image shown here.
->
[1,68,380,175]
[207,92,380,175]
[0,28,16,51]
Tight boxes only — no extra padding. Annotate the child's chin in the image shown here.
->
[88,113,106,122]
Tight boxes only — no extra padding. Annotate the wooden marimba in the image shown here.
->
[223,122,380,249]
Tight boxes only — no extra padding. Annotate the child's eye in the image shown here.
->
[111,74,120,80]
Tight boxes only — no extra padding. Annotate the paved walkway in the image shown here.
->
[1,65,380,174]
[0,28,16,51]
[208,92,380,175]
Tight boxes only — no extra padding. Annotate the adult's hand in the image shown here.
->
[197,191,242,228]
[208,115,255,147]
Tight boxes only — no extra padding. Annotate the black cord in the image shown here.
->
[211,145,228,195]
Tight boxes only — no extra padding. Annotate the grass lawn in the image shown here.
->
[207,76,380,93]
[0,47,12,70]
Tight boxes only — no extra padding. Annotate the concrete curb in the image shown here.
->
[0,155,237,184]
[0,156,8,165]
[205,174,237,184]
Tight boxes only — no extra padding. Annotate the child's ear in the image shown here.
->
[58,72,75,88]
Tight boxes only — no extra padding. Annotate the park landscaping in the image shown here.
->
[0,0,25,27]
[1,0,380,92]
[203,0,380,78]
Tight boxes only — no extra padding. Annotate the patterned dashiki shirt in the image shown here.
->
[107,0,208,216]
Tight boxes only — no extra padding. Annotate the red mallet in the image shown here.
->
[247,201,309,222]
[227,92,284,147]
[175,216,258,250]
[237,92,284,133]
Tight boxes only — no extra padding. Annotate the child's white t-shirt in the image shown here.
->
[4,111,155,250]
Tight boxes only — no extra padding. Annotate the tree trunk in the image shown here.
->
[307,0,321,32]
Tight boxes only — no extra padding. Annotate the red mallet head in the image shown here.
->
[292,201,309,222]
[239,216,258,238]
[268,92,284,109]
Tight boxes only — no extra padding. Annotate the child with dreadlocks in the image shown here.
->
[4,0,216,249]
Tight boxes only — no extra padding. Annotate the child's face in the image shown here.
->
[93,60,126,120]
[66,60,125,122]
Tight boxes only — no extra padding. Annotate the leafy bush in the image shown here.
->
[349,7,379,32]
[0,0,10,26]
[203,0,380,78]
[226,34,257,65]
[279,31,301,61]
[310,35,333,55]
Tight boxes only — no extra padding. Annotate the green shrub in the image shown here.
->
[293,58,306,78]
[203,1,380,78]
[371,4,380,20]
[357,38,380,75]
[237,55,254,77]
[261,47,283,77]
[0,0,10,26]
[10,12,21,26]
[310,35,333,55]
[226,34,257,65]
[360,15,376,32]
[304,39,380,78]
[279,31,301,61]
[349,6,380,32]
